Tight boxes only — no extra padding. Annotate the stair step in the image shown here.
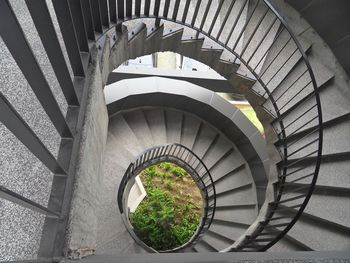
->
[209,220,247,243]
[192,123,217,159]
[108,114,143,156]
[123,110,154,149]
[215,184,256,207]
[201,230,233,251]
[180,113,201,149]
[194,240,217,252]
[214,167,251,193]
[202,136,232,170]
[165,109,182,144]
[145,24,164,55]
[128,23,148,59]
[214,205,256,225]
[144,108,167,146]
[160,27,184,53]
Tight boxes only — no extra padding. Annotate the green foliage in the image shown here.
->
[172,166,187,178]
[130,162,202,251]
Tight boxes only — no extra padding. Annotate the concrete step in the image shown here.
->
[283,214,350,251]
[192,124,218,159]
[252,32,312,97]
[215,184,256,207]
[210,155,246,182]
[123,110,154,150]
[160,28,184,53]
[200,230,233,251]
[144,108,167,146]
[213,166,251,193]
[128,23,148,60]
[202,136,233,170]
[165,109,182,144]
[209,219,249,243]
[108,114,143,156]
[180,114,201,150]
[145,24,164,55]
[265,55,334,119]
[193,240,217,252]
[214,205,256,225]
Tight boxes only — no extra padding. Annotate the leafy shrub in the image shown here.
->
[130,162,202,251]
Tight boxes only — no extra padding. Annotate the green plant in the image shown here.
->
[172,166,187,178]
[131,162,202,251]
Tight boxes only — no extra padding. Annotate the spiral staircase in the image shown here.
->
[0,0,349,262]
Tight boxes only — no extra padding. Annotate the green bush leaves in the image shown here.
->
[130,162,202,251]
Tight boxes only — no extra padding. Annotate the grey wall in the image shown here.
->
[65,51,109,259]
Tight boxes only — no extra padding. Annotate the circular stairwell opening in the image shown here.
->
[127,162,204,251]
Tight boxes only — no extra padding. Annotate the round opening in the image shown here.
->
[128,162,204,251]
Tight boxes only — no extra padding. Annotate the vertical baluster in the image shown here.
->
[109,0,117,22]
[68,0,89,52]
[117,0,124,19]
[25,0,79,106]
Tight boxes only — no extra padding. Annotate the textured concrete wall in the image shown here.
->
[65,51,109,259]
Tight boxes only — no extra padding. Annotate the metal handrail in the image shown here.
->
[117,143,216,253]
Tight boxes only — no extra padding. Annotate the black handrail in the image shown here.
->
[117,143,216,253]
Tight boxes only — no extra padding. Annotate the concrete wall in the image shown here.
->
[65,51,109,259]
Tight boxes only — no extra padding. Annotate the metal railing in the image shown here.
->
[0,0,322,260]
[117,143,216,253]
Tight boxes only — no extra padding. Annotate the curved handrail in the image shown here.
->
[117,143,216,253]
[116,0,322,251]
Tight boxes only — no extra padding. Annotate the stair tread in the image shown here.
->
[123,110,154,149]
[180,114,201,149]
[144,108,167,146]
[165,110,183,144]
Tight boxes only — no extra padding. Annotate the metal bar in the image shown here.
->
[117,0,124,19]
[274,69,309,102]
[224,0,248,45]
[246,16,278,65]
[99,0,110,26]
[25,0,79,106]
[79,0,95,40]
[0,1,73,138]
[287,127,318,149]
[283,150,318,169]
[0,92,66,174]
[263,47,299,89]
[288,173,314,184]
[252,26,285,72]
[240,8,269,58]
[109,0,117,22]
[0,186,60,218]
[208,0,224,35]
[182,0,192,23]
[68,0,89,52]
[52,0,85,76]
[216,0,236,40]
[144,0,150,16]
[172,0,181,20]
[199,0,213,31]
[154,0,161,16]
[191,0,202,26]
[286,138,318,158]
[282,104,317,133]
[163,0,171,18]
[279,80,312,111]
[90,0,103,33]
[259,36,292,78]
[125,0,132,18]
[230,0,259,50]
[135,0,141,16]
